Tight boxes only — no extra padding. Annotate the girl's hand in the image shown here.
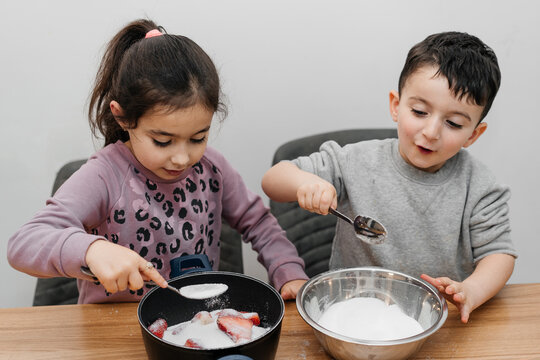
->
[421,273,475,323]
[280,279,307,300]
[296,180,337,215]
[85,239,168,293]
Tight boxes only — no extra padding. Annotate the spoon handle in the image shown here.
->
[328,208,354,225]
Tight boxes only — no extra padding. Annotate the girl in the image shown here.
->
[8,19,308,304]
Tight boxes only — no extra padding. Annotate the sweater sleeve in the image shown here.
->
[292,140,347,200]
[211,150,308,290]
[469,181,517,262]
[7,156,121,279]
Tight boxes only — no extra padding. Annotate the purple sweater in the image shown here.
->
[8,141,307,303]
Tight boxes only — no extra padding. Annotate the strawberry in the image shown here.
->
[184,338,203,349]
[191,311,213,325]
[217,315,253,343]
[218,309,261,326]
[240,312,260,326]
[148,318,168,338]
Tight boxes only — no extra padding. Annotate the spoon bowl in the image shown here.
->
[329,208,386,245]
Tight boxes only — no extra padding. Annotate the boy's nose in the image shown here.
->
[422,117,441,140]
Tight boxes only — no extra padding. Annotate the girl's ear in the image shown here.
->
[110,101,127,128]
[389,90,400,123]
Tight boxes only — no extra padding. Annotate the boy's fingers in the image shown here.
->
[420,273,440,286]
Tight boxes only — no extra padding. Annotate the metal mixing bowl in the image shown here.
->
[296,267,447,360]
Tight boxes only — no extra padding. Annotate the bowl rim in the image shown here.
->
[296,266,448,346]
[137,270,285,350]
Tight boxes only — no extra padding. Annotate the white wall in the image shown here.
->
[1,0,538,308]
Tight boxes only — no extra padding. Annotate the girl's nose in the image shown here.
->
[422,117,441,141]
[171,150,189,168]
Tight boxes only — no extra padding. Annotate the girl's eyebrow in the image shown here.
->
[149,126,211,137]
[409,96,472,122]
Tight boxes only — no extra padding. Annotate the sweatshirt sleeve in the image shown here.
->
[212,150,309,291]
[469,181,517,262]
[292,140,347,200]
[7,156,120,279]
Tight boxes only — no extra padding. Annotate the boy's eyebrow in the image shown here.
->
[149,126,211,137]
[409,96,472,122]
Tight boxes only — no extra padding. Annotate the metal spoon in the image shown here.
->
[328,208,387,245]
[80,266,227,299]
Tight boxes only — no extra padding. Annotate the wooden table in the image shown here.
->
[1,284,539,359]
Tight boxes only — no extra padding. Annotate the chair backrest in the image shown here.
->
[269,128,397,277]
[33,159,243,305]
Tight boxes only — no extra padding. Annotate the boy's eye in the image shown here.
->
[446,120,463,129]
[153,139,171,147]
[411,108,427,116]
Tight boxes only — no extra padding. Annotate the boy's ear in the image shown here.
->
[389,90,400,123]
[463,122,488,148]
[110,101,127,129]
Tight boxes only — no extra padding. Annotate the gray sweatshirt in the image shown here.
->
[293,138,516,281]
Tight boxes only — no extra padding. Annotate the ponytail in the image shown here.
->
[88,19,223,146]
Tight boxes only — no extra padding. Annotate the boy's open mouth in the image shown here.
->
[417,145,433,154]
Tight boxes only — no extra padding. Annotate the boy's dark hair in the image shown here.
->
[88,19,226,146]
[398,31,501,121]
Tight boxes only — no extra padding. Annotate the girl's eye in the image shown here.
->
[411,108,427,116]
[446,120,463,129]
[191,136,207,144]
[153,139,171,147]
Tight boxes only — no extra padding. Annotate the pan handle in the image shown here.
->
[169,254,212,278]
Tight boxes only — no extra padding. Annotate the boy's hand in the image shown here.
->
[421,273,475,323]
[85,239,168,293]
[280,279,307,300]
[297,180,337,215]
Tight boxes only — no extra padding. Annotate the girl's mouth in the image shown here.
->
[165,169,183,177]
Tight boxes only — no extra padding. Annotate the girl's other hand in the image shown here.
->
[421,273,474,323]
[85,239,168,293]
[280,279,307,300]
[296,180,337,215]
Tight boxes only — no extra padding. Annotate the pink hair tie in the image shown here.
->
[145,29,163,39]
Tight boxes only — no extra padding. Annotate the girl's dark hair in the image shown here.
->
[398,31,501,121]
[89,19,226,145]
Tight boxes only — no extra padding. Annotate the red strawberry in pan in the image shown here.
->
[218,309,261,326]
[148,318,168,338]
[191,311,213,325]
[184,338,203,349]
[240,312,260,326]
[216,315,253,343]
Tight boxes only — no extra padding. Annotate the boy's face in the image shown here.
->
[389,66,487,173]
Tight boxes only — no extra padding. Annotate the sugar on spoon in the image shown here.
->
[328,207,387,245]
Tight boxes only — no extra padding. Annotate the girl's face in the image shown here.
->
[112,102,213,180]
[389,66,487,173]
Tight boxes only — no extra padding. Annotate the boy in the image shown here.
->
[262,32,516,323]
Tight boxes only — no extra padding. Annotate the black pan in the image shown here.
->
[137,270,285,360]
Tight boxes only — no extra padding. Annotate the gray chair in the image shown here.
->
[269,128,397,278]
[33,160,243,306]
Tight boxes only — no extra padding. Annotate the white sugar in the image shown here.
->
[163,309,269,349]
[179,283,228,299]
[318,297,423,341]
